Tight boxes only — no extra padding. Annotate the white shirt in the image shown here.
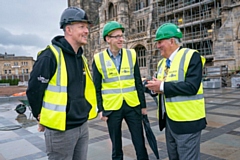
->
[159,47,179,118]
[160,47,179,91]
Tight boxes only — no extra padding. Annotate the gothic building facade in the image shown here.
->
[68,0,240,77]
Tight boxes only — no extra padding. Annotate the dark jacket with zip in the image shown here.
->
[27,36,91,130]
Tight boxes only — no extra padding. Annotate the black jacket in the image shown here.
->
[27,36,91,130]
[92,49,146,113]
[159,47,207,134]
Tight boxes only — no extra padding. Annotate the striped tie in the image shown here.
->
[164,59,170,80]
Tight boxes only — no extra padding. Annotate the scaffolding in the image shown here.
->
[149,0,222,75]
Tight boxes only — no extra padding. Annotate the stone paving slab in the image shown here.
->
[0,88,240,160]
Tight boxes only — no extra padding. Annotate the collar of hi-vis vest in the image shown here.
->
[99,49,134,83]
[158,48,191,82]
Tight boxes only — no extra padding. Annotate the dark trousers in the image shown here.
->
[105,101,148,160]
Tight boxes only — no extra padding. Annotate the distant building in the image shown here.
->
[0,52,34,81]
[69,0,240,77]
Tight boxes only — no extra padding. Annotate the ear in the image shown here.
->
[105,36,110,43]
[170,38,175,45]
[65,25,72,35]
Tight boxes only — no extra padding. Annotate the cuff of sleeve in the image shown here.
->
[160,81,164,91]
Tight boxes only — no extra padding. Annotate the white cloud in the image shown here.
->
[0,0,68,59]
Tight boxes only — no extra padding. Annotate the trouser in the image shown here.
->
[165,120,201,160]
[44,122,89,160]
[106,101,148,160]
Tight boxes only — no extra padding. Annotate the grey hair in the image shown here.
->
[173,37,182,45]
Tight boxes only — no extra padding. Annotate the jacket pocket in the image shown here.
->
[66,98,91,120]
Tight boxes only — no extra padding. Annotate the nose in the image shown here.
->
[85,28,89,33]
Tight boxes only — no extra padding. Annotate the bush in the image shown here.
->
[0,79,20,85]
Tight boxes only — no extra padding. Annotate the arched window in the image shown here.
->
[108,3,114,19]
[135,45,146,67]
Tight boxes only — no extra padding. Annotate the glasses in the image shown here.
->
[108,35,124,40]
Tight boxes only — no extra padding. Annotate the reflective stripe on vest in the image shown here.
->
[102,86,136,94]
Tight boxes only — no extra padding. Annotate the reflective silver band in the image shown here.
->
[47,85,67,92]
[102,86,136,94]
[99,52,108,79]
[52,45,62,86]
[42,101,66,112]
[178,48,189,81]
[126,49,133,75]
[165,94,204,102]
[103,75,134,83]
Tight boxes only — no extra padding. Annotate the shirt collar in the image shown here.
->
[168,47,180,61]
[108,48,121,58]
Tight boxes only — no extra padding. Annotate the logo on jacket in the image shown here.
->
[37,75,49,83]
[169,73,176,77]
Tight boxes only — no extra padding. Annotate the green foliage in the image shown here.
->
[0,79,20,85]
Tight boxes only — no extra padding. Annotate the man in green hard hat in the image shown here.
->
[146,23,207,160]
[92,21,149,160]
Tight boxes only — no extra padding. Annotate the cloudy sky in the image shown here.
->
[0,0,68,60]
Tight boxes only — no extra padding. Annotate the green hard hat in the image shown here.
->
[155,23,182,41]
[102,21,124,41]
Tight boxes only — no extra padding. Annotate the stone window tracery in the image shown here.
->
[137,19,145,33]
[135,45,146,67]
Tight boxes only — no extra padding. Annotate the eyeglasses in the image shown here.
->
[108,35,124,40]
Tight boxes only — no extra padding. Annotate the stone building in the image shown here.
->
[0,53,34,81]
[68,0,240,77]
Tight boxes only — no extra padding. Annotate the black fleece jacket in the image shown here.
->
[27,36,91,130]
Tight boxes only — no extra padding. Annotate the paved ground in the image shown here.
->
[0,87,240,160]
[0,86,27,97]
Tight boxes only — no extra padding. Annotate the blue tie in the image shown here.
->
[166,59,171,68]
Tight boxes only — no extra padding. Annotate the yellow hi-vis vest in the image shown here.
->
[94,48,140,110]
[156,48,206,122]
[39,45,97,131]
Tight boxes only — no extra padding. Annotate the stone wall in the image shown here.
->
[213,3,240,71]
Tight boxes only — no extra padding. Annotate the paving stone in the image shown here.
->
[0,88,239,160]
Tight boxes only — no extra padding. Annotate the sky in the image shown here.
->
[0,0,68,60]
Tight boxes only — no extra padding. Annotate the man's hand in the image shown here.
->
[37,114,45,132]
[141,108,147,115]
[145,77,163,94]
[99,111,108,122]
